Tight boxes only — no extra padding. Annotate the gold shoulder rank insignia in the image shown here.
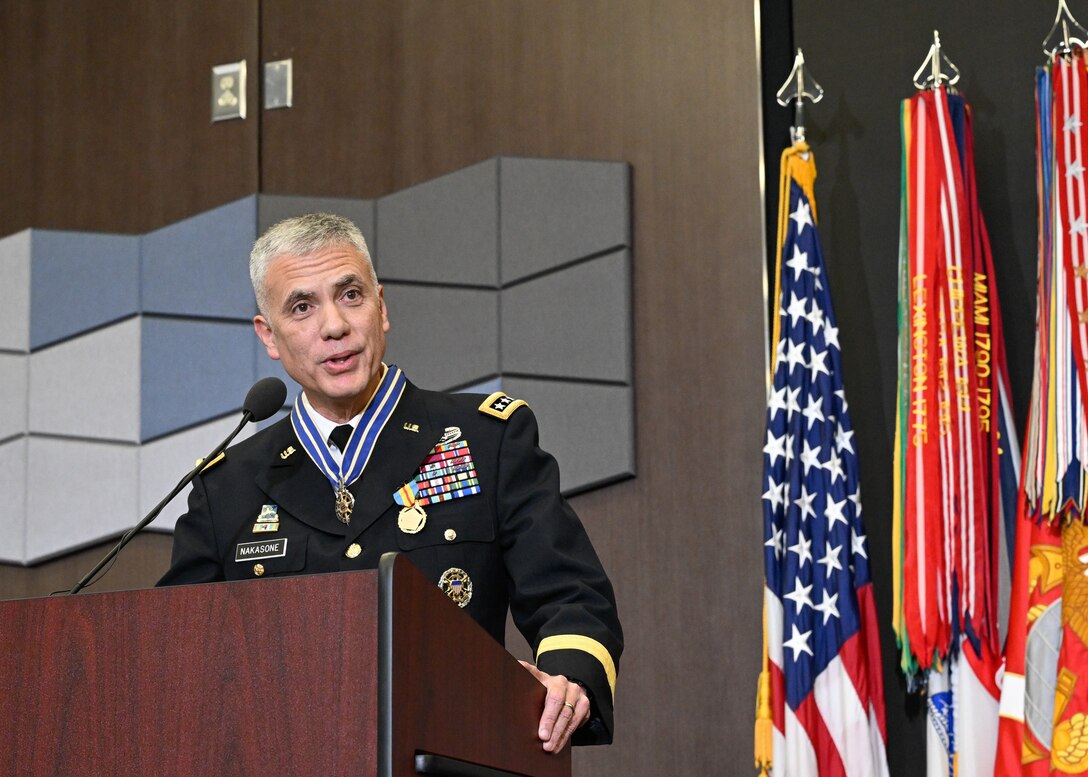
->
[479,391,528,420]
[197,452,226,473]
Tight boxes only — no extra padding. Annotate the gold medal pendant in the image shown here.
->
[335,482,355,524]
[398,503,428,534]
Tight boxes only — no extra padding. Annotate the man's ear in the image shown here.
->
[254,315,280,360]
[378,284,390,333]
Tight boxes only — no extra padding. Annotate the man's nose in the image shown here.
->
[320,304,350,338]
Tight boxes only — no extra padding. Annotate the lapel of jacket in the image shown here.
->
[254,417,348,537]
[345,382,442,539]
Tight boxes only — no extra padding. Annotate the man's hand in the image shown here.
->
[518,660,590,753]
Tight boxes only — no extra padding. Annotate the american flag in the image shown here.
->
[758,145,889,776]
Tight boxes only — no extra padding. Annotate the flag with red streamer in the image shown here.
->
[893,85,1020,776]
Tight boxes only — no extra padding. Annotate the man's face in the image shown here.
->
[253,244,390,422]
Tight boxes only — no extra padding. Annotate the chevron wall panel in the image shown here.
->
[23,437,138,563]
[500,157,630,283]
[0,230,31,352]
[501,249,630,382]
[0,354,27,442]
[382,284,500,391]
[0,157,633,564]
[0,439,28,563]
[28,319,142,442]
[503,376,635,494]
[141,196,258,319]
[29,230,140,350]
[376,159,500,286]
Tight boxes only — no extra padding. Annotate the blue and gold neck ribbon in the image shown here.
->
[291,364,407,523]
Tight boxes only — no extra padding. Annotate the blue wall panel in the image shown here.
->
[29,230,140,349]
[141,318,257,440]
[141,196,257,319]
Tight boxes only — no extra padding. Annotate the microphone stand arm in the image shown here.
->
[68,410,254,595]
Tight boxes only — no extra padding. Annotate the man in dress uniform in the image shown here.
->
[158,213,622,752]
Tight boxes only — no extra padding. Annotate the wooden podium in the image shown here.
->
[0,554,570,777]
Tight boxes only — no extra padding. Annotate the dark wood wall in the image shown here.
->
[0,2,768,774]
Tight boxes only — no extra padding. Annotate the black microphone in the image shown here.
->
[68,377,287,595]
[242,376,289,422]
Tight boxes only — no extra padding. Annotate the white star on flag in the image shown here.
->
[784,387,802,418]
[784,580,814,614]
[802,395,825,430]
[824,451,845,484]
[814,591,840,625]
[762,477,785,512]
[808,347,830,382]
[789,200,814,234]
[794,484,817,522]
[764,524,784,558]
[767,386,788,419]
[789,533,813,568]
[786,245,810,280]
[763,430,786,466]
[786,292,809,325]
[785,340,807,374]
[817,541,843,574]
[835,422,855,454]
[783,624,814,660]
[799,440,822,475]
[825,497,848,530]
[851,529,869,560]
[823,321,840,349]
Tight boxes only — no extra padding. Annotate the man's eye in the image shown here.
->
[293,302,311,314]
[343,289,360,300]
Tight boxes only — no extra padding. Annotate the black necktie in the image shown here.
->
[329,424,353,451]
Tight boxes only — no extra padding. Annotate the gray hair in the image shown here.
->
[250,213,377,314]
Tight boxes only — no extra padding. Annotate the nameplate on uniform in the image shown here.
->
[235,538,288,562]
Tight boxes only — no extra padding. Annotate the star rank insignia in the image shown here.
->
[479,392,528,420]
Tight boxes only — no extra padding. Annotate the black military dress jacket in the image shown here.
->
[158,381,622,744]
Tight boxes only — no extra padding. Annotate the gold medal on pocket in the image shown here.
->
[394,480,427,533]
[398,503,428,534]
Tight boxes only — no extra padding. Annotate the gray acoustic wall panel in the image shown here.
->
[140,318,257,441]
[375,158,499,286]
[0,438,27,563]
[457,377,504,396]
[141,196,257,319]
[28,319,142,442]
[139,416,258,533]
[500,158,630,284]
[382,283,499,391]
[29,230,140,349]
[258,195,375,247]
[502,377,635,495]
[24,437,138,564]
[0,354,27,442]
[501,249,630,382]
[0,230,31,352]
